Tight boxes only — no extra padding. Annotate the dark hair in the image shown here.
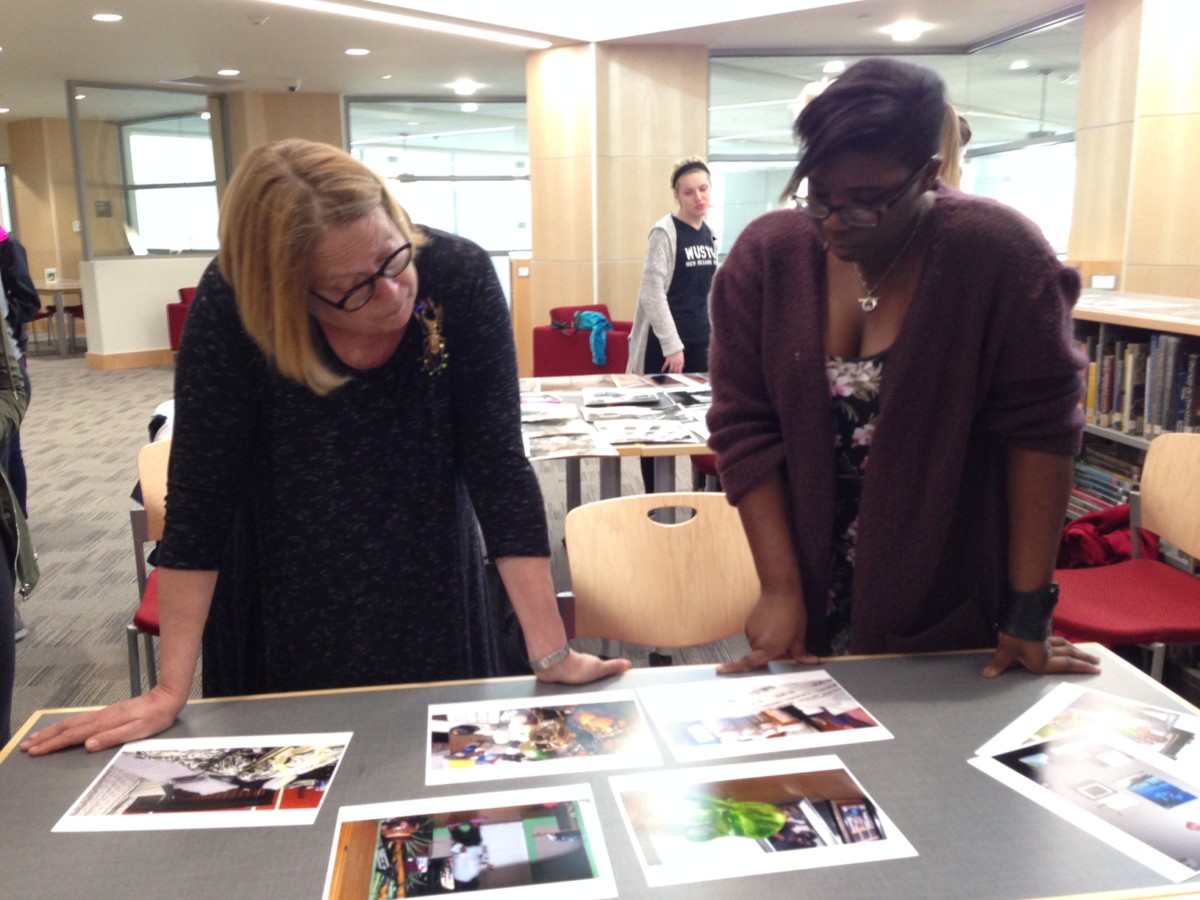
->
[671,158,710,189]
[792,58,946,184]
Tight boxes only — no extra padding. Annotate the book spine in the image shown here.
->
[1125,343,1147,435]
[1176,355,1195,434]
[1111,339,1126,431]
[1099,352,1115,428]
[1086,362,1098,425]
[1146,335,1159,436]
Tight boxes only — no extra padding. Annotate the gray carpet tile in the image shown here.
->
[12,356,747,733]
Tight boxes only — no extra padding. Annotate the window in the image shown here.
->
[347,99,530,302]
[121,114,220,253]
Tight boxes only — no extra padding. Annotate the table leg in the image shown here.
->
[53,290,68,358]
[651,457,679,523]
[598,458,621,500]
[565,458,582,512]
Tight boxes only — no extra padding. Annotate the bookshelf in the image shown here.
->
[1070,291,1200,575]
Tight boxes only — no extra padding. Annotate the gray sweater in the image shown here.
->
[708,185,1084,654]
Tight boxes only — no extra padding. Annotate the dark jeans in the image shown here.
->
[641,332,709,492]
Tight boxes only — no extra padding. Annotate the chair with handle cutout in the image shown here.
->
[561,491,759,665]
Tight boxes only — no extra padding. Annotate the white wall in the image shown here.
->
[81,256,213,355]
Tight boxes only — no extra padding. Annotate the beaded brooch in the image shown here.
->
[414,299,448,376]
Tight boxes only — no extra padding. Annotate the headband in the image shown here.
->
[671,161,709,188]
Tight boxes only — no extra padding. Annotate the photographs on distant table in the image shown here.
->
[636,670,890,763]
[971,733,1200,882]
[427,690,661,785]
[975,682,1200,766]
[53,733,351,832]
[322,784,615,899]
[610,755,915,887]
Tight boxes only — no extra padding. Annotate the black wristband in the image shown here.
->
[997,583,1059,642]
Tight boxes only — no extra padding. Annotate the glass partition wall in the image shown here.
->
[68,82,229,259]
[707,15,1083,254]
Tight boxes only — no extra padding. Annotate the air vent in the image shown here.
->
[161,75,242,88]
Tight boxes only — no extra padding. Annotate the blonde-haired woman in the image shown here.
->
[24,139,627,757]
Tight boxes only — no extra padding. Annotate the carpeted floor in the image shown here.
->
[11,352,747,733]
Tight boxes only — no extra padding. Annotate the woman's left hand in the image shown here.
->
[534,650,631,684]
[981,634,1101,678]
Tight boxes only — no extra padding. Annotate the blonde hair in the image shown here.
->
[940,102,968,189]
[670,156,710,191]
[218,138,424,395]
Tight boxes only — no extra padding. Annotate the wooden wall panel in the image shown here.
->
[597,259,643,322]
[594,45,707,159]
[527,46,595,161]
[1068,122,1133,263]
[1135,0,1200,116]
[1124,265,1200,299]
[1077,0,1142,129]
[595,156,676,262]
[530,155,595,262]
[1126,114,1200,265]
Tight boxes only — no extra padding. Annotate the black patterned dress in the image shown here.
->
[824,350,887,654]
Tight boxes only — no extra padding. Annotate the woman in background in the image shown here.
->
[23,139,627,757]
[707,58,1099,679]
[628,157,718,379]
[628,157,718,489]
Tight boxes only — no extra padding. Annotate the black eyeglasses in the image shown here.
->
[794,165,927,229]
[309,242,413,312]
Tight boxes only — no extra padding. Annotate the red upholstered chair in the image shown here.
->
[128,440,170,696]
[532,304,633,376]
[167,287,196,351]
[1053,433,1200,681]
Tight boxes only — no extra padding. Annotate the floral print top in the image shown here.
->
[824,350,887,654]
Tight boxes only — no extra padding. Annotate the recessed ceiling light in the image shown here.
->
[92,13,123,23]
[822,60,845,75]
[460,102,479,113]
[0,109,10,115]
[381,74,393,80]
[450,79,481,96]
[1010,59,1030,71]
[881,19,933,42]
[345,47,370,56]
[200,112,212,120]
[75,94,87,101]
[218,69,241,77]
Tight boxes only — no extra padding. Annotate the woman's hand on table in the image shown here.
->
[662,352,685,375]
[981,634,1101,679]
[534,650,631,684]
[717,588,818,675]
[20,685,187,756]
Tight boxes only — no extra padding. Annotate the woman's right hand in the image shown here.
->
[717,587,817,674]
[661,351,685,374]
[20,685,186,756]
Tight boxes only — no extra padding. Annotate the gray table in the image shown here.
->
[2,647,1197,899]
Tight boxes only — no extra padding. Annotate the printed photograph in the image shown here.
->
[427,691,661,785]
[610,755,915,887]
[976,683,1200,766]
[322,785,615,899]
[972,732,1200,883]
[54,732,351,832]
[636,670,890,762]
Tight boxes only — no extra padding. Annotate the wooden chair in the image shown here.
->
[561,491,759,663]
[128,440,170,696]
[1054,433,1200,681]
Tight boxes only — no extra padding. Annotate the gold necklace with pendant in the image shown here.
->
[852,220,922,313]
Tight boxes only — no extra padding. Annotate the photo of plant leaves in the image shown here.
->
[610,755,915,887]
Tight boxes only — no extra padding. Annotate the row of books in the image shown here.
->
[1066,443,1140,520]
[1076,325,1200,436]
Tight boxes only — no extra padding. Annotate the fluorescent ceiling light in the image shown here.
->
[450,79,482,96]
[460,102,479,112]
[345,48,370,55]
[882,19,933,42]
[260,0,552,49]
[92,13,123,23]
[370,0,859,42]
[1009,59,1030,70]
[218,69,241,76]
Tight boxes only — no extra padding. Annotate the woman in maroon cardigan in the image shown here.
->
[708,58,1099,678]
